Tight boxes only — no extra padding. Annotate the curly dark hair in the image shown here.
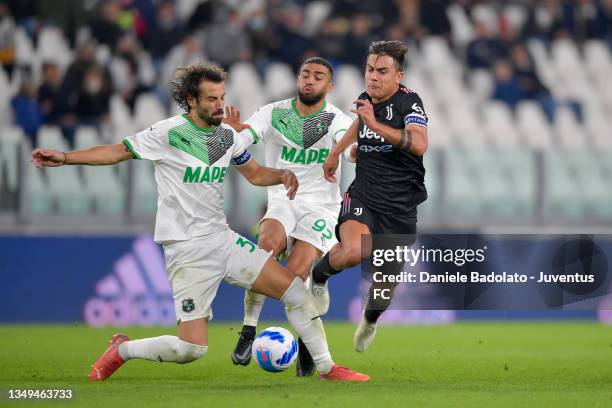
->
[170,63,227,113]
[368,40,408,71]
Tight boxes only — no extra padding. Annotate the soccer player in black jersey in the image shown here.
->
[311,40,429,352]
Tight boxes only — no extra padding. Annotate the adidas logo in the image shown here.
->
[83,235,175,327]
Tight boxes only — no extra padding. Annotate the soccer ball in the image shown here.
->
[252,327,298,372]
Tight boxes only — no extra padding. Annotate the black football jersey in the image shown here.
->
[350,84,429,216]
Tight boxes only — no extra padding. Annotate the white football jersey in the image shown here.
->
[241,98,353,206]
[123,114,252,244]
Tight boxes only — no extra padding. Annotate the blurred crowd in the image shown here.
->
[0,0,611,146]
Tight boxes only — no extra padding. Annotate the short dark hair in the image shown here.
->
[367,40,408,71]
[300,57,334,79]
[170,63,227,112]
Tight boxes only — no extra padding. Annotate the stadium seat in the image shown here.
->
[446,102,487,146]
[583,40,612,82]
[446,4,474,47]
[74,127,125,215]
[555,106,587,149]
[482,101,520,146]
[516,101,553,151]
[134,93,167,130]
[227,62,265,119]
[14,26,38,69]
[335,65,363,113]
[421,37,461,78]
[583,104,612,149]
[37,126,92,214]
[24,160,54,215]
[132,160,157,217]
[499,147,536,217]
[503,4,528,33]
[36,26,72,70]
[0,126,25,193]
[543,150,584,219]
[556,148,612,220]
[551,39,583,75]
[303,1,332,36]
[264,62,295,101]
[469,69,494,104]
[471,3,499,34]
[444,148,484,219]
[527,39,556,92]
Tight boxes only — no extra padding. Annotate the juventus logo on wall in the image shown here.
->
[385,104,394,120]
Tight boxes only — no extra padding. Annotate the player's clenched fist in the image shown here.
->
[32,148,66,168]
[351,99,376,129]
[281,170,298,200]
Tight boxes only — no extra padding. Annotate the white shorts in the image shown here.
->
[163,228,272,322]
[261,197,339,254]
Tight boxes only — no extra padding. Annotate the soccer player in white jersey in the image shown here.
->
[31,63,368,382]
[223,57,355,376]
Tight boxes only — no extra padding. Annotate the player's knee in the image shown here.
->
[285,259,311,281]
[174,339,208,364]
[258,234,284,255]
[344,245,363,267]
[280,277,307,308]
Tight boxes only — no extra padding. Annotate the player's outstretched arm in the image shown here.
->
[235,159,298,199]
[352,99,428,156]
[323,119,359,183]
[32,144,136,168]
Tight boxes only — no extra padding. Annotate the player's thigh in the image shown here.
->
[249,257,296,300]
[164,238,225,332]
[258,200,297,255]
[178,317,209,346]
[285,239,322,280]
[258,218,288,255]
[225,230,276,293]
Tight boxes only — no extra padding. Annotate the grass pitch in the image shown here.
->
[0,322,611,407]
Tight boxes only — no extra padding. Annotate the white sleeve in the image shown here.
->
[243,104,273,145]
[229,127,253,166]
[123,123,167,161]
[331,112,356,163]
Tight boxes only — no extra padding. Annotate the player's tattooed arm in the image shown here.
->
[397,127,413,152]
[370,122,427,156]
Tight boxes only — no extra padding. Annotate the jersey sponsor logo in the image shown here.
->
[280,145,330,165]
[359,144,393,153]
[385,104,394,120]
[358,126,386,142]
[183,166,228,183]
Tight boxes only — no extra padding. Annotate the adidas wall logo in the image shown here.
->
[83,235,175,327]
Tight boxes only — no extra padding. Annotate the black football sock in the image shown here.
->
[312,252,341,284]
[240,325,256,339]
[363,285,394,324]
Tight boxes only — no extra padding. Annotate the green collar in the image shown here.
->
[183,114,215,132]
[291,98,327,119]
